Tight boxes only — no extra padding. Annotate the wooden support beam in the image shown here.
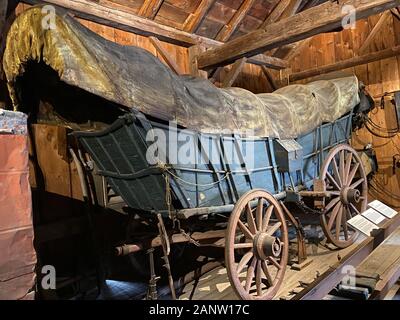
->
[289,45,400,82]
[197,0,400,70]
[23,0,221,47]
[222,57,247,87]
[284,38,312,61]
[149,36,183,75]
[183,0,215,33]
[138,0,164,20]
[359,10,391,55]
[261,0,301,28]
[23,0,287,70]
[216,0,256,42]
[261,66,278,91]
[188,45,208,78]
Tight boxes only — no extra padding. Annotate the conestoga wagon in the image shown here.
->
[3,6,377,300]
[73,98,372,300]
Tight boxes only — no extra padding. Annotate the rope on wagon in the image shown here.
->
[156,161,231,188]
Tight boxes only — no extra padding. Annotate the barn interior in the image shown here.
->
[1,0,400,302]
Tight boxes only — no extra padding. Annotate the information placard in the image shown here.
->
[361,207,387,225]
[348,215,380,236]
[368,200,398,219]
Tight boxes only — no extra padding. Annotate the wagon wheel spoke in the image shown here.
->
[328,202,342,231]
[266,222,282,236]
[332,157,343,187]
[261,260,274,287]
[350,178,364,189]
[246,203,257,234]
[237,220,254,240]
[347,162,359,186]
[339,151,345,183]
[349,202,360,216]
[327,172,341,191]
[262,205,274,232]
[344,152,353,185]
[234,242,254,249]
[335,205,343,239]
[325,196,341,213]
[342,206,349,240]
[237,251,253,274]
[256,198,264,231]
[244,258,257,293]
[268,256,282,270]
[256,261,263,296]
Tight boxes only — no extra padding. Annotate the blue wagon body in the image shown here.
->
[74,110,353,216]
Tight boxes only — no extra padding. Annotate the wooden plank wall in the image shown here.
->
[288,14,400,209]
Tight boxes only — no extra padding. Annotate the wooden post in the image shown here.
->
[188,45,208,79]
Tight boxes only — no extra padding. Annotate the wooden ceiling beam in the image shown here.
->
[197,0,400,70]
[183,0,215,33]
[149,36,184,74]
[216,0,256,42]
[23,0,287,70]
[23,0,221,47]
[138,0,164,20]
[289,45,400,82]
[358,10,391,55]
[261,0,301,28]
[222,57,247,87]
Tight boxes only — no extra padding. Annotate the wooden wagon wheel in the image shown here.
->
[319,144,368,248]
[225,189,288,300]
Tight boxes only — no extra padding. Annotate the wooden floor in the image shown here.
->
[179,235,367,300]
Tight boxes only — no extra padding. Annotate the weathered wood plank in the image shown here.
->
[359,11,391,54]
[222,57,246,87]
[197,0,400,70]
[261,0,301,28]
[149,36,184,74]
[138,0,164,19]
[23,0,221,47]
[183,0,215,33]
[289,45,400,82]
[216,0,256,42]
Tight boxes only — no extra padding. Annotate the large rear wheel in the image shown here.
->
[319,144,368,248]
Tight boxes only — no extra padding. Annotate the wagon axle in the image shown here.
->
[340,188,361,205]
[254,233,282,260]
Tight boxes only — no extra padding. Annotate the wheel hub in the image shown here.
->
[340,187,361,205]
[253,233,282,260]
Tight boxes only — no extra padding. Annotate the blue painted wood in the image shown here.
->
[74,110,354,214]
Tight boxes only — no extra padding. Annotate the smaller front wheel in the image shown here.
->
[225,189,288,300]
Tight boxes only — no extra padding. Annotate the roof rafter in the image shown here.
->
[138,0,164,20]
[183,0,215,33]
[197,0,400,70]
[216,0,256,42]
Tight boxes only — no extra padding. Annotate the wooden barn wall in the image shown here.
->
[288,13,400,209]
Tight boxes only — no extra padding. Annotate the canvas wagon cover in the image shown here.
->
[3,5,360,139]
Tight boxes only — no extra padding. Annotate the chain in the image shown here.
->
[179,229,201,247]
[294,200,324,215]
